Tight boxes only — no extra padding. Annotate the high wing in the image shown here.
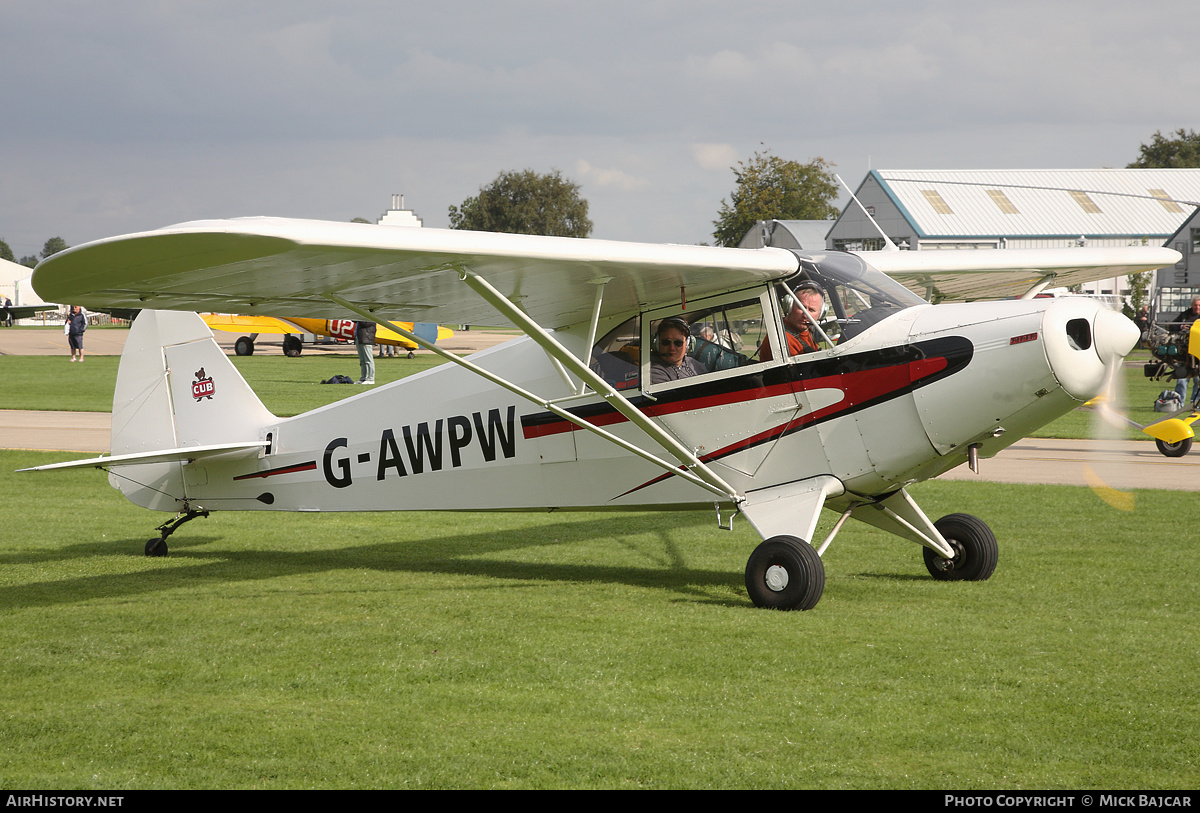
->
[860,245,1179,302]
[33,218,799,331]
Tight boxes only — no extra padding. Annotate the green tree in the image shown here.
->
[1125,271,1152,317]
[41,236,69,259]
[712,148,840,247]
[18,255,38,268]
[1127,128,1200,168]
[0,239,14,263]
[449,169,592,237]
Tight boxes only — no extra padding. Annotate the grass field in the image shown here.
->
[0,347,447,416]
[2,334,1198,788]
[2,457,1198,788]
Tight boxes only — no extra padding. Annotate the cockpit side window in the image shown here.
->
[590,315,641,391]
[788,252,925,343]
[643,296,768,388]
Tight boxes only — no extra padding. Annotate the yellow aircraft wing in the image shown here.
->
[200,313,453,349]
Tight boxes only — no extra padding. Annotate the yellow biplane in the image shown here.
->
[201,314,452,358]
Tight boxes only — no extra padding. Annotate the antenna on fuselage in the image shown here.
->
[837,174,899,252]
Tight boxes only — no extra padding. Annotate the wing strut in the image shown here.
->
[578,276,611,396]
[1019,273,1058,300]
[322,291,741,503]
[457,270,741,500]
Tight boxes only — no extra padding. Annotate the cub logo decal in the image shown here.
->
[192,368,215,401]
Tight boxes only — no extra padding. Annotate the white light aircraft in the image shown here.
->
[23,218,1177,610]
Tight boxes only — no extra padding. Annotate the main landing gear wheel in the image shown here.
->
[745,535,825,611]
[282,336,303,357]
[1155,437,1192,458]
[234,336,255,356]
[145,538,168,557]
[923,513,998,582]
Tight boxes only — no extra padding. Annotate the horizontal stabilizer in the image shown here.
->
[18,441,268,472]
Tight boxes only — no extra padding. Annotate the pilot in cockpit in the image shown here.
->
[760,282,824,362]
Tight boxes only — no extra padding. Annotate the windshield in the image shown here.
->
[786,250,926,342]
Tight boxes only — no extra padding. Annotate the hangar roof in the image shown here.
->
[865,168,1200,239]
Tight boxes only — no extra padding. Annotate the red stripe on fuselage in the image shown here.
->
[521,381,797,439]
[233,461,318,481]
[523,356,948,441]
[612,354,950,497]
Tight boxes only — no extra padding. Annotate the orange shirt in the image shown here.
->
[760,327,818,362]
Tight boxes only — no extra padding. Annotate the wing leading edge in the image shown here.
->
[34,218,1180,324]
[33,218,799,331]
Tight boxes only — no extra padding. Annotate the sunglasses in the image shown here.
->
[658,338,685,347]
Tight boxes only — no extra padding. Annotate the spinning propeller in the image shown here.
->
[1082,357,1136,511]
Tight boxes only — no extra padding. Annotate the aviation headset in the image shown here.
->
[653,316,695,354]
[781,281,827,322]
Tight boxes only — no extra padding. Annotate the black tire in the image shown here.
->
[745,535,825,610]
[283,336,302,357]
[145,538,168,557]
[1156,437,1192,458]
[235,336,254,356]
[923,513,998,582]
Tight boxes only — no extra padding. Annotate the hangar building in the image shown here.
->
[814,169,1200,313]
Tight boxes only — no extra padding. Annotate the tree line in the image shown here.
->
[0,236,68,268]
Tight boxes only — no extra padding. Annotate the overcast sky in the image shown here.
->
[3,1,1198,259]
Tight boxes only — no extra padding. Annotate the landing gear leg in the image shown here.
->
[144,508,210,557]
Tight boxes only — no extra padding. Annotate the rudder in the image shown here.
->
[109,310,275,510]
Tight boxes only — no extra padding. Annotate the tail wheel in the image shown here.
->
[923,513,998,582]
[745,535,825,611]
[1155,437,1192,457]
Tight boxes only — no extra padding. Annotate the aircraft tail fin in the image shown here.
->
[109,310,276,510]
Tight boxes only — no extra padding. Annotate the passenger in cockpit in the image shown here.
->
[650,317,706,384]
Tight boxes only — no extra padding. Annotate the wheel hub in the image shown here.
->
[932,538,965,572]
[764,564,790,592]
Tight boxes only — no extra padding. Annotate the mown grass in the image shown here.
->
[1,454,1197,788]
[0,351,446,416]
